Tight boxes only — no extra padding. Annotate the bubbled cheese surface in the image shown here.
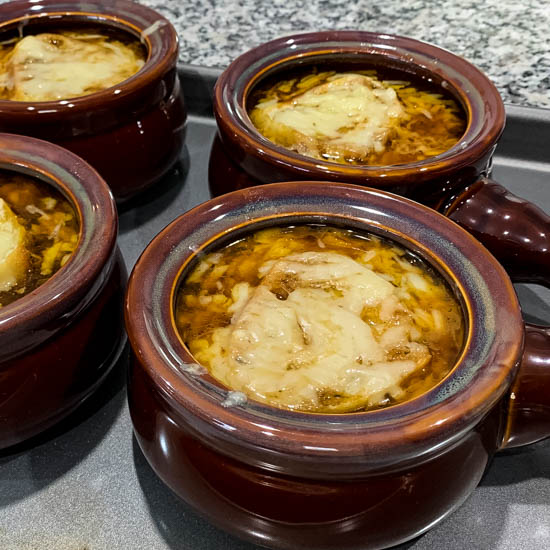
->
[203,251,431,412]
[0,33,145,102]
[250,74,404,162]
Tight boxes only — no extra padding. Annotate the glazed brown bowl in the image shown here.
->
[125,182,550,550]
[0,133,125,450]
[0,0,186,203]
[211,31,550,285]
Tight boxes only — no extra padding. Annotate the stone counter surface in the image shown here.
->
[0,2,549,550]
[139,0,550,110]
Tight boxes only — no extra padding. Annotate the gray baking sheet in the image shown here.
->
[0,67,549,550]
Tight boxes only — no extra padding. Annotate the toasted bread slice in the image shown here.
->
[0,198,27,292]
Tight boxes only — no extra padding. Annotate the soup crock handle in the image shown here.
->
[501,323,550,449]
[443,177,550,286]
[443,178,550,448]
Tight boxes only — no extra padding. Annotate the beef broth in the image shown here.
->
[175,225,464,413]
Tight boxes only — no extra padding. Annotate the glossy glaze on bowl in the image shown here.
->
[0,133,125,449]
[210,31,505,209]
[125,182,527,550]
[0,0,187,202]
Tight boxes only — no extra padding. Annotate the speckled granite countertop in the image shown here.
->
[139,0,550,109]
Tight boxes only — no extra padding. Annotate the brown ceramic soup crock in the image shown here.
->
[211,31,550,285]
[125,182,550,550]
[0,0,186,203]
[0,133,125,450]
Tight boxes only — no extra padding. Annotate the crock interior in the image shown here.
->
[216,32,506,182]
[170,214,469,416]
[0,16,148,50]
[238,51,471,167]
[0,166,83,307]
[0,14,150,102]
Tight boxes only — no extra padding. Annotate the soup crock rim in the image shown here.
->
[0,132,116,340]
[213,30,505,183]
[0,0,178,115]
[125,181,522,465]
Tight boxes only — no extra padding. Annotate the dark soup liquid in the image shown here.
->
[0,172,79,307]
[248,68,466,166]
[175,225,464,413]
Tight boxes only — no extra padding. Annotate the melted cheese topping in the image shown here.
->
[202,251,431,412]
[0,32,145,101]
[0,177,79,307]
[250,73,404,162]
[176,226,465,413]
[0,198,27,292]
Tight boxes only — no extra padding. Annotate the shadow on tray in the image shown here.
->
[481,437,550,482]
[132,435,257,550]
[0,345,128,506]
[414,440,550,549]
[514,283,550,326]
[118,147,190,231]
